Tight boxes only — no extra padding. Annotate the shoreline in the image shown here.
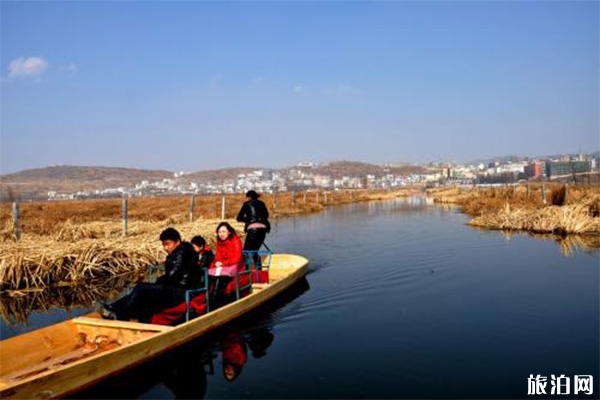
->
[0,189,418,294]
[428,185,600,238]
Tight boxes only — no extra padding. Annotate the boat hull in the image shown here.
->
[0,254,308,399]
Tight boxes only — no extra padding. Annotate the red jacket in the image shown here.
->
[211,234,244,270]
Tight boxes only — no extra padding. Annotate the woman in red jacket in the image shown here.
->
[209,222,244,307]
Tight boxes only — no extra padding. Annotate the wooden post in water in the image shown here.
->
[541,181,547,205]
[189,195,196,222]
[221,194,226,220]
[121,193,128,236]
[12,201,20,241]
[303,191,307,204]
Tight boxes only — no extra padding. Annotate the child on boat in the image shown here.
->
[191,235,214,282]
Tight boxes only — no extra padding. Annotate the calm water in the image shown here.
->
[4,197,599,399]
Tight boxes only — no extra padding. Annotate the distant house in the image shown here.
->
[545,160,591,178]
[524,161,544,178]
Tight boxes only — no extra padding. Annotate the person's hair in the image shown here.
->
[159,227,181,242]
[245,190,260,200]
[216,222,236,240]
[191,235,206,248]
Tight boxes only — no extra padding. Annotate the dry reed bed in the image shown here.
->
[0,218,243,292]
[469,203,600,234]
[0,189,414,294]
[428,185,600,239]
[0,189,414,239]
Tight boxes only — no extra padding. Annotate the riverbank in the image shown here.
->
[0,189,417,294]
[428,185,600,237]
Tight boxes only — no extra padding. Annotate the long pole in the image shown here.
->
[122,193,128,236]
[541,181,547,205]
[12,201,20,241]
[221,194,226,220]
[189,195,195,222]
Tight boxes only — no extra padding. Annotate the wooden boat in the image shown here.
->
[0,253,308,399]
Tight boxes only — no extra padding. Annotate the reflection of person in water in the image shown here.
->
[219,327,276,382]
[248,328,274,359]
[163,341,209,399]
[221,332,247,382]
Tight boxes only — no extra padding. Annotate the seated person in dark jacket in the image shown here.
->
[101,227,200,322]
[191,235,214,284]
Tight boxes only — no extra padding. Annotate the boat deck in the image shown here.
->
[0,281,272,389]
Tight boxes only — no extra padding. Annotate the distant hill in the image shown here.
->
[183,167,263,182]
[0,165,173,201]
[0,161,431,202]
[467,155,527,166]
[291,161,428,178]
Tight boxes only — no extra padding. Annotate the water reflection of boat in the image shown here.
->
[73,277,309,399]
[0,254,308,399]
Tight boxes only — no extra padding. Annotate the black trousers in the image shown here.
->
[243,228,267,268]
[209,276,233,309]
[108,282,186,322]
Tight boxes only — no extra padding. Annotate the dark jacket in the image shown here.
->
[236,199,271,233]
[157,241,200,289]
[198,246,214,270]
[198,246,214,286]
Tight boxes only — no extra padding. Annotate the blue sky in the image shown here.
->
[1,1,598,174]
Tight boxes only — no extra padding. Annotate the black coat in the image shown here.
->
[236,199,271,233]
[157,242,200,289]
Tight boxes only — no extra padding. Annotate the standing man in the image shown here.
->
[236,190,271,266]
[101,227,200,322]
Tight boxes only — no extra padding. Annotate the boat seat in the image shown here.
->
[223,249,273,299]
[150,291,208,325]
[242,249,272,284]
[224,270,252,299]
[148,269,211,326]
[150,250,273,325]
[74,317,172,332]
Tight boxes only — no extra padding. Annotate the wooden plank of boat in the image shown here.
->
[0,253,308,399]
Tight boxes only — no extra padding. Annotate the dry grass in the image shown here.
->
[469,203,600,235]
[0,189,415,239]
[0,189,416,294]
[0,218,242,292]
[428,185,600,234]
[0,189,417,322]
